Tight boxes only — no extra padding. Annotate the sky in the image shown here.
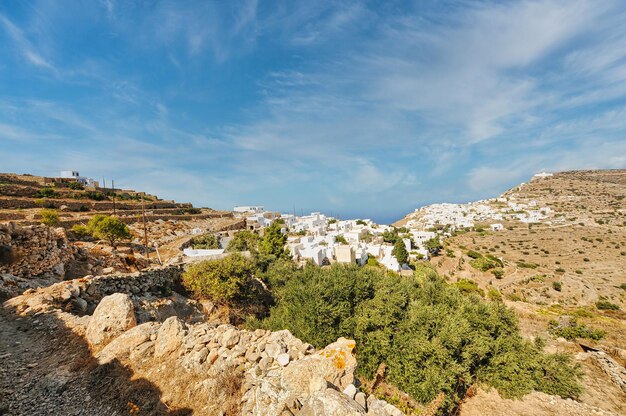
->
[1,1,626,224]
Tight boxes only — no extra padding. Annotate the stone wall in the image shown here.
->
[5,265,184,315]
[0,223,78,279]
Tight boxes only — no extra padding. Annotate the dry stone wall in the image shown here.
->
[0,223,78,279]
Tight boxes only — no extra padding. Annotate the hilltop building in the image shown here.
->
[58,171,98,188]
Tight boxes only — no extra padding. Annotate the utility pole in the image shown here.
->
[141,195,150,259]
[112,180,116,216]
[102,177,106,189]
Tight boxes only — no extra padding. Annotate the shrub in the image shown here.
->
[548,319,605,341]
[517,261,538,269]
[39,209,59,226]
[256,264,583,411]
[595,300,620,311]
[182,253,255,303]
[71,224,91,239]
[34,187,59,198]
[190,233,220,249]
[67,181,84,190]
[88,215,131,247]
[227,230,260,253]
[487,287,502,301]
[424,237,443,256]
[466,250,482,259]
[334,235,348,245]
[552,281,562,291]
[491,268,504,279]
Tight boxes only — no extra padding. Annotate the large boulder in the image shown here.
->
[86,293,137,348]
[154,316,185,357]
[96,322,160,364]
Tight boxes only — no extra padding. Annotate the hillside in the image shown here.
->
[396,170,626,414]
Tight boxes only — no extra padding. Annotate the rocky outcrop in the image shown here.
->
[4,268,405,415]
[86,293,137,347]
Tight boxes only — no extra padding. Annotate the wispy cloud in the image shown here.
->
[0,13,54,70]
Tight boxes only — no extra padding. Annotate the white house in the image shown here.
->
[490,223,504,231]
[234,206,264,213]
[59,171,98,188]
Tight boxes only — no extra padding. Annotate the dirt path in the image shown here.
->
[0,307,183,416]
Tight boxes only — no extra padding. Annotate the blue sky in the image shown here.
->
[1,1,626,224]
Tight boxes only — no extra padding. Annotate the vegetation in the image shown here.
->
[87,215,132,247]
[335,235,349,245]
[254,263,583,412]
[67,181,84,190]
[548,319,605,341]
[424,237,443,256]
[190,233,220,249]
[468,251,503,272]
[552,281,562,292]
[391,239,408,264]
[226,230,260,253]
[34,187,59,198]
[39,209,59,226]
[182,253,255,304]
[595,300,620,311]
[256,221,289,270]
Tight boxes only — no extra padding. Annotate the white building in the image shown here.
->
[490,223,504,231]
[59,171,98,188]
[234,206,264,213]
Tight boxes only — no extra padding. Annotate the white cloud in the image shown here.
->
[0,14,54,70]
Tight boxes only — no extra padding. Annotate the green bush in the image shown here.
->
[34,187,59,198]
[548,319,605,341]
[454,279,485,296]
[182,253,255,303]
[71,224,91,238]
[227,230,260,253]
[491,268,504,279]
[190,233,220,249]
[466,250,482,259]
[487,287,502,301]
[335,235,348,245]
[67,181,84,190]
[39,209,59,226]
[88,215,131,247]
[595,300,620,311]
[552,281,562,291]
[255,264,583,412]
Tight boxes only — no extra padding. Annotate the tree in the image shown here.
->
[258,221,288,259]
[227,230,259,253]
[392,239,409,265]
[334,235,348,245]
[39,209,59,226]
[89,215,132,247]
[424,236,443,256]
[182,253,255,303]
[382,229,399,244]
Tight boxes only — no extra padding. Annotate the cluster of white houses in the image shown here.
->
[231,207,436,272]
[405,197,552,230]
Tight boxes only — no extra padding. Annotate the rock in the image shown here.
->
[97,322,160,364]
[298,388,365,416]
[154,316,185,357]
[355,392,367,409]
[220,328,240,348]
[74,297,88,312]
[86,293,137,348]
[265,341,284,359]
[343,383,357,399]
[317,337,358,390]
[276,353,290,366]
